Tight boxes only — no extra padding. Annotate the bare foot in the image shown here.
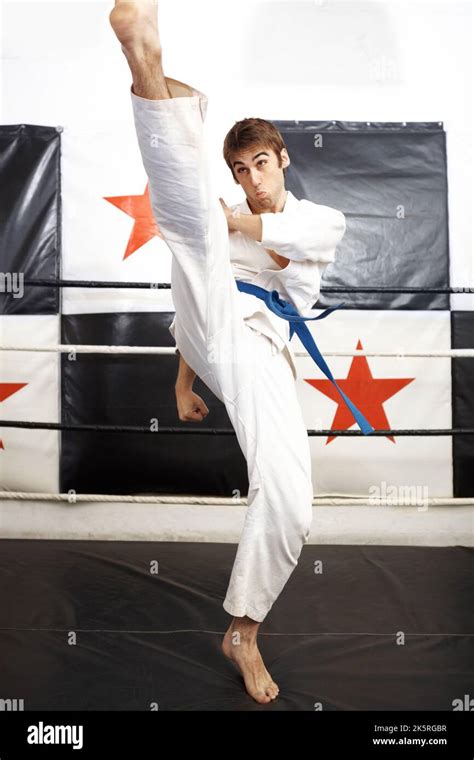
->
[109,0,170,99]
[222,621,279,704]
[109,0,161,57]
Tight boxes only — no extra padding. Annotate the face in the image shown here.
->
[231,144,290,212]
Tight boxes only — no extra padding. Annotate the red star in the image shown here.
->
[305,339,415,444]
[104,183,162,260]
[0,382,28,450]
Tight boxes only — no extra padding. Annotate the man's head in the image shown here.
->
[223,117,290,212]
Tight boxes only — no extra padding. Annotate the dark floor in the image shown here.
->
[0,540,472,710]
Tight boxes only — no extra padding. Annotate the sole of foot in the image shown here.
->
[109,0,161,57]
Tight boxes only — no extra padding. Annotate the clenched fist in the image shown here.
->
[175,388,210,423]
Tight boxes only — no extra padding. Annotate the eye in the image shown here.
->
[237,167,247,174]
[258,160,267,166]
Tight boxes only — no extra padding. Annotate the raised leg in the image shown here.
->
[110,0,231,377]
[110,0,170,99]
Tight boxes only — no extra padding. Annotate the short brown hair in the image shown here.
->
[223,117,288,181]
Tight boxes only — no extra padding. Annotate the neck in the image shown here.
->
[271,187,288,213]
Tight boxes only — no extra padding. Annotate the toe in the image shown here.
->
[265,685,279,700]
[267,677,279,694]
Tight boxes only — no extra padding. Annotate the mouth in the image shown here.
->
[256,191,267,198]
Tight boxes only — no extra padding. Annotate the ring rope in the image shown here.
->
[0,491,472,506]
[1,420,473,436]
[1,344,473,358]
[19,278,474,295]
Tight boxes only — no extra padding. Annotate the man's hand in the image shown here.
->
[219,197,240,232]
[175,387,210,423]
[219,197,263,241]
[218,197,289,268]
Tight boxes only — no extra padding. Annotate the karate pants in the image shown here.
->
[130,78,314,623]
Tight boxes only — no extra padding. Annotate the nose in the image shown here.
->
[249,168,261,187]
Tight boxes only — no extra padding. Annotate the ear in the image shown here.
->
[280,148,290,169]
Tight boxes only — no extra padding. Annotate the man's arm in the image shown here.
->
[175,352,197,391]
[228,213,289,269]
[219,200,290,269]
[258,201,346,264]
[227,211,263,242]
[175,353,209,422]
[219,196,346,265]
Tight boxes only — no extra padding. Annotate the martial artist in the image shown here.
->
[110,0,349,704]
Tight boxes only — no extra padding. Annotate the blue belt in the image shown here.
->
[236,280,374,436]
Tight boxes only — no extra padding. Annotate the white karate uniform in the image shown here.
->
[130,77,346,622]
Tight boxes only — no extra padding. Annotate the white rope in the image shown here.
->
[1,344,473,358]
[0,344,178,355]
[294,349,474,358]
[0,491,472,506]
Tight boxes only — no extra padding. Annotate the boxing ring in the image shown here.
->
[0,278,472,711]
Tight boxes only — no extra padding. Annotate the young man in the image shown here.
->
[110,0,346,704]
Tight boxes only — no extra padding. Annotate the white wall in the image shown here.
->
[0,0,472,304]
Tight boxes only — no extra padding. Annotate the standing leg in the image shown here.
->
[221,330,313,700]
